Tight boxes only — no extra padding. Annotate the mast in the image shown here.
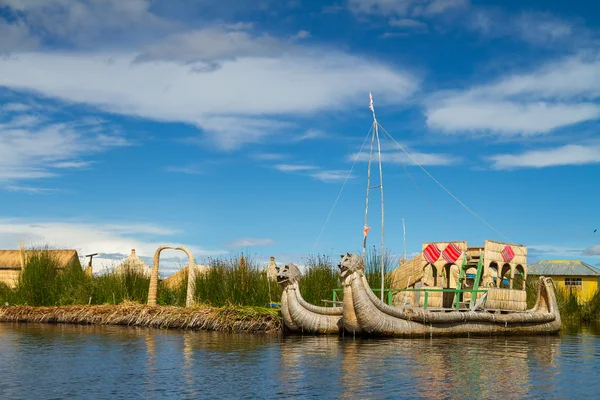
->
[362,123,376,259]
[363,93,386,302]
[402,218,406,263]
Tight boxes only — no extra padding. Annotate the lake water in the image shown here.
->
[1,323,599,399]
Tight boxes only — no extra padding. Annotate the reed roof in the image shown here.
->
[0,250,80,270]
[163,264,211,289]
[528,260,600,276]
[264,256,277,281]
[113,249,151,276]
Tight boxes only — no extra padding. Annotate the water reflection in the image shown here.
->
[333,336,556,399]
[0,322,599,398]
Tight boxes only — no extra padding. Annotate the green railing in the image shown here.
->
[332,288,395,305]
[393,288,488,310]
[332,288,488,310]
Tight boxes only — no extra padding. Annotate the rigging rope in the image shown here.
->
[378,123,513,244]
[311,126,374,252]
[379,133,444,229]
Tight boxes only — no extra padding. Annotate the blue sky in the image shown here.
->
[0,0,599,275]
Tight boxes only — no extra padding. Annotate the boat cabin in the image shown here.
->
[390,240,528,312]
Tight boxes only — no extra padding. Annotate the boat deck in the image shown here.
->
[411,307,529,314]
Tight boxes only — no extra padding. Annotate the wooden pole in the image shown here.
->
[375,121,385,302]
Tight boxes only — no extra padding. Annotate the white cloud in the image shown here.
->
[294,129,327,141]
[0,19,39,52]
[4,185,58,194]
[226,238,275,249]
[468,9,584,47]
[389,18,428,29]
[488,144,600,170]
[1,103,32,112]
[426,54,600,135]
[0,0,168,47]
[348,0,468,17]
[293,30,311,40]
[469,55,600,100]
[427,102,600,135]
[584,244,600,256]
[253,153,287,161]
[0,219,226,275]
[423,0,468,16]
[136,26,286,64]
[0,109,129,184]
[274,164,318,172]
[309,170,354,182]
[274,162,359,183]
[225,22,255,31]
[165,165,204,175]
[512,12,574,45]
[196,116,293,150]
[528,244,585,257]
[52,161,92,169]
[0,114,45,128]
[0,51,418,150]
[347,150,457,166]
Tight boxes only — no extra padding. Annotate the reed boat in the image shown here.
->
[276,263,343,334]
[278,93,562,337]
[338,252,561,337]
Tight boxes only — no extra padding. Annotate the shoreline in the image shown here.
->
[0,304,282,333]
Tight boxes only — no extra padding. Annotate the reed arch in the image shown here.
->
[442,263,460,288]
[147,245,197,307]
[423,264,438,287]
[500,263,512,289]
[515,264,526,290]
[485,262,499,287]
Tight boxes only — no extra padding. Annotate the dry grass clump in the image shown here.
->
[0,303,281,333]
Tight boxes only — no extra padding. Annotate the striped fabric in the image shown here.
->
[501,245,515,263]
[423,243,441,264]
[442,243,462,263]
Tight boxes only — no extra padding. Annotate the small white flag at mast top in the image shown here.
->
[368,92,376,123]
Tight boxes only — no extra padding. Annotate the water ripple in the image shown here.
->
[0,323,599,399]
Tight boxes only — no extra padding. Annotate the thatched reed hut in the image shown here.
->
[264,256,278,281]
[163,264,211,290]
[0,249,81,288]
[113,249,151,277]
[389,240,528,310]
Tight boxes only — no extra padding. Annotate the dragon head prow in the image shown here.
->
[337,253,364,279]
[276,263,302,286]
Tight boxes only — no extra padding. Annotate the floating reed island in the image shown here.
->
[0,247,337,334]
[0,303,281,333]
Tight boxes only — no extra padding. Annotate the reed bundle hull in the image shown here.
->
[347,274,560,337]
[277,264,343,335]
[339,254,561,338]
[280,284,343,334]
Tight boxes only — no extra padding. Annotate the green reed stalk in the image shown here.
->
[301,254,340,305]
[364,246,394,291]
[89,265,150,305]
[193,254,281,307]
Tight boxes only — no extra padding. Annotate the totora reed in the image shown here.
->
[0,303,281,333]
